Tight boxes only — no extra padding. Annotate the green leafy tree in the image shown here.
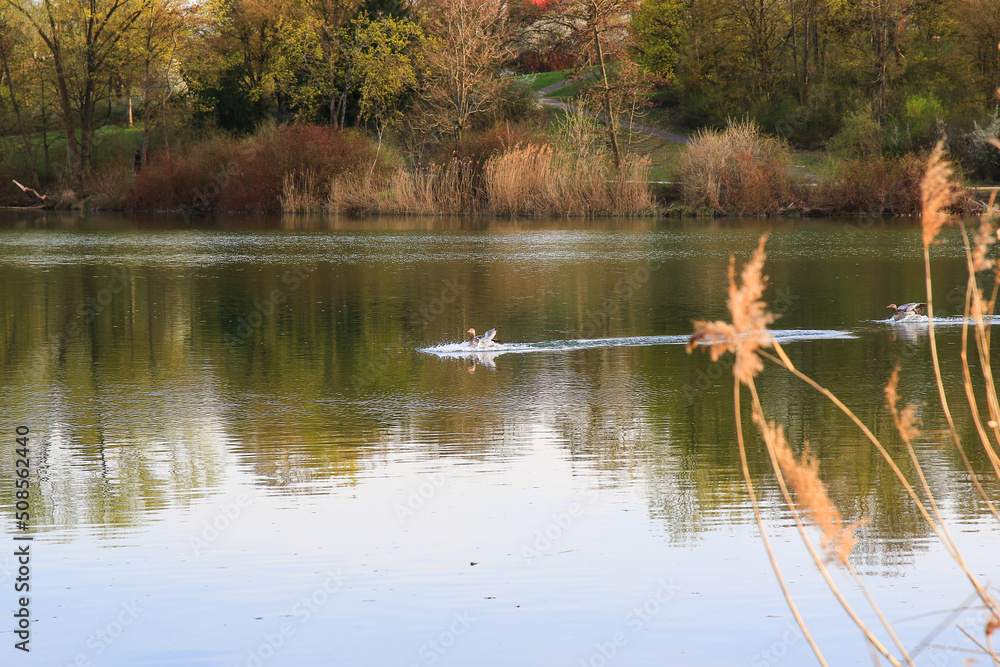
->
[351,16,424,131]
[631,0,682,82]
[4,0,148,191]
[196,0,313,130]
[296,0,359,126]
[0,6,38,186]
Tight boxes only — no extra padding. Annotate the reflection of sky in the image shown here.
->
[3,220,1000,665]
[12,435,998,665]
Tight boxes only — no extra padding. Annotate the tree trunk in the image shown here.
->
[0,40,40,188]
[53,59,82,191]
[802,0,810,101]
[594,26,621,172]
[38,57,50,172]
[789,0,800,100]
[80,75,96,193]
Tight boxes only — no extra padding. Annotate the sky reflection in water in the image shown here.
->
[0,212,997,666]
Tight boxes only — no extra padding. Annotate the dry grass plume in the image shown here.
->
[920,140,956,248]
[757,418,865,566]
[688,234,776,384]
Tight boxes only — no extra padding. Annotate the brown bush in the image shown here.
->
[126,125,386,212]
[125,136,240,211]
[814,154,925,216]
[89,163,137,210]
[678,119,799,215]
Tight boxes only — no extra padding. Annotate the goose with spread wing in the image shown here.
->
[467,326,501,348]
[886,303,927,320]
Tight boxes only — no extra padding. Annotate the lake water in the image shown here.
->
[1,211,998,666]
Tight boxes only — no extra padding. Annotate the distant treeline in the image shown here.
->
[0,0,998,203]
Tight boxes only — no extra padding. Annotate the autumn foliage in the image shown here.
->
[126,125,386,212]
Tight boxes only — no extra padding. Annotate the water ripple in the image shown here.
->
[419,329,857,359]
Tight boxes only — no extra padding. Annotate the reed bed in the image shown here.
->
[484,144,653,216]
[688,140,1000,665]
[312,143,654,217]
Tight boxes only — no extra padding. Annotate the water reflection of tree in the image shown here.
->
[1,224,995,561]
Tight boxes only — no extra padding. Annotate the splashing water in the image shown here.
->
[419,330,857,359]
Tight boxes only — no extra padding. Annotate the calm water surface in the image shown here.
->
[1,211,998,666]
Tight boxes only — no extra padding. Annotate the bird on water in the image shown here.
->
[886,303,927,320]
[467,326,501,348]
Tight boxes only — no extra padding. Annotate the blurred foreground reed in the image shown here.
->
[688,139,1000,665]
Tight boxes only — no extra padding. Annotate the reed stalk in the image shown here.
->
[919,142,1000,523]
[690,168,1000,659]
[732,371,829,667]
[746,381,908,666]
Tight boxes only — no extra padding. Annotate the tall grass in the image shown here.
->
[319,144,654,217]
[677,119,799,215]
[484,144,653,216]
[688,141,1000,664]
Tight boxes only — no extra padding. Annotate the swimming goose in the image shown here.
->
[887,303,927,320]
[467,326,501,348]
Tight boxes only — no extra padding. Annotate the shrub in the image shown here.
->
[827,104,883,158]
[89,164,137,210]
[125,139,237,211]
[677,118,798,215]
[814,154,926,215]
[901,92,945,148]
[954,111,1000,182]
[126,125,387,212]
[452,120,548,166]
[218,125,385,212]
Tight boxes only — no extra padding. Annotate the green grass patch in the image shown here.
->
[788,150,840,181]
[515,70,570,92]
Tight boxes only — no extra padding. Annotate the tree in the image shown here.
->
[731,0,787,98]
[207,0,305,123]
[133,0,187,165]
[294,0,359,126]
[0,6,38,187]
[351,15,424,132]
[358,0,409,19]
[535,0,640,170]
[952,0,1000,103]
[4,0,147,192]
[410,0,514,153]
[631,0,682,82]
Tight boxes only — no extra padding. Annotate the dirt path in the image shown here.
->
[533,74,689,146]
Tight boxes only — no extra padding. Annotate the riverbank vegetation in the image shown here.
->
[0,0,997,215]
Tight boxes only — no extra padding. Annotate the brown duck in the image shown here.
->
[467,326,501,348]
[886,303,927,320]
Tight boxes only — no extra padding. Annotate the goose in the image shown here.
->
[467,326,501,348]
[886,303,927,320]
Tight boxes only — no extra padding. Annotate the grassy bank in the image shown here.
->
[0,118,989,217]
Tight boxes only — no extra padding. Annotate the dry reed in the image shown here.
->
[280,170,324,213]
[688,235,775,384]
[687,140,1000,660]
[320,144,654,217]
[760,420,864,565]
[677,119,798,215]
